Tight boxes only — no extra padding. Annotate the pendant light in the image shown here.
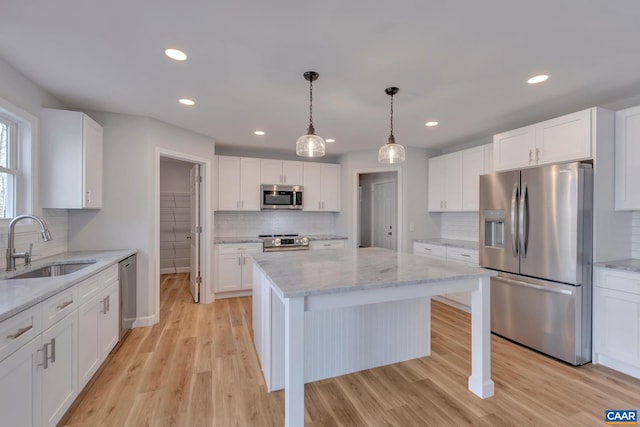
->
[378,86,406,164]
[296,71,326,157]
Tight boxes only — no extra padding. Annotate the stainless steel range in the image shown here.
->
[260,234,309,252]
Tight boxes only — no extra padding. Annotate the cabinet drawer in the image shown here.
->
[99,264,119,285]
[446,247,479,265]
[413,243,446,259]
[42,287,78,329]
[309,240,346,250]
[0,303,42,362]
[217,244,262,255]
[595,268,640,295]
[78,276,101,306]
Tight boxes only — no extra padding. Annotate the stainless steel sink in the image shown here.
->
[8,261,96,279]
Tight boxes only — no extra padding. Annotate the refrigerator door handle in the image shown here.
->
[510,183,519,257]
[496,276,574,295]
[519,183,529,257]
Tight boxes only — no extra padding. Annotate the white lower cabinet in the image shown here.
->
[41,311,78,427]
[593,267,640,378]
[0,262,121,427]
[309,239,346,250]
[78,268,119,389]
[215,243,262,295]
[0,336,42,427]
[413,241,478,309]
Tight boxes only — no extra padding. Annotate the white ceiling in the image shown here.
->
[2,1,640,156]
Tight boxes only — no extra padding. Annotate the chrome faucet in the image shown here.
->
[6,214,53,271]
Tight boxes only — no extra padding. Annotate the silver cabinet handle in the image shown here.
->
[535,148,540,163]
[529,149,533,164]
[7,325,32,340]
[238,256,241,265]
[49,338,56,363]
[38,347,48,369]
[107,295,110,312]
[423,248,432,251]
[461,254,471,258]
[101,298,107,314]
[57,300,73,310]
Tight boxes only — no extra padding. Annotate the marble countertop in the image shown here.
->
[214,236,263,244]
[413,237,479,251]
[214,234,347,244]
[594,259,640,274]
[0,249,137,322]
[252,247,495,298]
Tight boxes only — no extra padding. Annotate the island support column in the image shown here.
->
[284,296,305,427]
[468,276,495,398]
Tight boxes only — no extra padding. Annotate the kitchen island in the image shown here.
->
[252,247,496,427]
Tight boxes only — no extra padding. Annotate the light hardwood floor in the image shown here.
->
[62,273,640,426]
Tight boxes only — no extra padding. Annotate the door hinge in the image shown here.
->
[196,176,203,183]
[196,276,202,284]
[195,226,202,233]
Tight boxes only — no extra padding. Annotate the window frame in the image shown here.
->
[0,96,36,223]
[0,114,19,218]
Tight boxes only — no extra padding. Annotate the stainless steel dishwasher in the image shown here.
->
[119,255,137,339]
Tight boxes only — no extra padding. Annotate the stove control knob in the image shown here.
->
[301,237,309,245]
[274,238,281,246]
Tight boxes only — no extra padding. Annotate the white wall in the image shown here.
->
[0,57,69,265]
[336,147,439,253]
[67,113,215,325]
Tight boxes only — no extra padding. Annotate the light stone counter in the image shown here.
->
[413,237,479,251]
[252,247,493,298]
[214,236,263,244]
[307,234,347,241]
[595,259,640,274]
[0,249,136,322]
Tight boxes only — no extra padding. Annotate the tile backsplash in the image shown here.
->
[0,209,68,270]
[633,211,640,259]
[441,212,479,242]
[214,211,338,237]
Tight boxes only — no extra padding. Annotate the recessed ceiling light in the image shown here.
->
[425,121,439,127]
[527,74,549,84]
[254,130,265,135]
[179,98,195,106]
[326,138,335,143]
[165,48,187,61]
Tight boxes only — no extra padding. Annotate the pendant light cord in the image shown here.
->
[309,78,314,129]
[389,93,394,138]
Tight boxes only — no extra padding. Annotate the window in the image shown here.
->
[0,114,17,218]
[0,97,35,220]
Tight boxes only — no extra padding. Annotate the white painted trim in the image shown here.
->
[154,148,214,327]
[352,167,403,252]
[131,314,157,328]
[160,267,191,274]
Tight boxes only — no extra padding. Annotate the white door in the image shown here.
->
[190,164,201,303]
[371,181,396,250]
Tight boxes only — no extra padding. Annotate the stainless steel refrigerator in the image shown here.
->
[479,162,593,365]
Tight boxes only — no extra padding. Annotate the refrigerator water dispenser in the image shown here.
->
[483,209,505,248]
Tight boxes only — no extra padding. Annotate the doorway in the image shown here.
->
[357,171,399,250]
[159,157,203,303]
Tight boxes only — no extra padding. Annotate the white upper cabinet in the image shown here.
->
[615,105,640,210]
[462,146,486,211]
[260,160,303,185]
[303,163,340,212]
[216,156,261,211]
[493,108,593,171]
[429,144,492,212]
[40,108,103,209]
[428,152,462,212]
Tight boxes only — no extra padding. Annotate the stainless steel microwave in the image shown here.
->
[261,185,303,210]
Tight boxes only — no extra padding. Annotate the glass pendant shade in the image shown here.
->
[296,132,326,157]
[378,136,406,164]
[296,71,325,158]
[378,86,405,164]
